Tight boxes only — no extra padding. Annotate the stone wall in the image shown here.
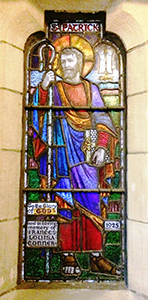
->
[0,0,148,297]
[107,1,148,296]
[0,1,43,294]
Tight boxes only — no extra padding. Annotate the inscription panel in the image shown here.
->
[26,221,58,247]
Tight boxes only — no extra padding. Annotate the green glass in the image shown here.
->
[115,143,120,157]
[28,192,40,201]
[110,111,120,127]
[26,249,44,277]
[106,232,121,244]
[103,95,119,107]
[28,136,34,156]
[28,170,40,188]
[107,213,120,220]
[76,253,89,269]
[113,172,120,188]
[109,193,120,201]
[50,254,61,272]
[48,273,64,280]
[79,271,97,280]
[105,245,121,265]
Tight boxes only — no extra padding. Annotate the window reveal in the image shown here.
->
[21,12,126,282]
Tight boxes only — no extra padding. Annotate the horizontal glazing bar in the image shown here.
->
[23,187,125,193]
[25,105,125,111]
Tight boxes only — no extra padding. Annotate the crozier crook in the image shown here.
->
[39,41,55,71]
[39,40,56,198]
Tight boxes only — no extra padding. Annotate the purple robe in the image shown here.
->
[52,81,115,216]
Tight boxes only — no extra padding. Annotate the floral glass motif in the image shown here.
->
[22,15,126,282]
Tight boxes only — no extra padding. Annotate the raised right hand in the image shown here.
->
[41,70,55,90]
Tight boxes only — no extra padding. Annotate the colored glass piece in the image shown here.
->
[53,119,64,145]
[80,271,97,280]
[59,209,72,219]
[28,137,34,156]
[103,95,119,107]
[33,108,39,133]
[109,193,120,201]
[26,249,44,277]
[110,111,120,126]
[106,231,121,244]
[50,253,61,272]
[42,113,48,142]
[115,143,120,156]
[31,55,39,69]
[76,253,89,269]
[113,171,120,188]
[57,147,68,176]
[33,137,47,159]
[28,192,40,201]
[107,213,120,220]
[28,170,40,188]
[105,245,121,265]
[40,153,47,176]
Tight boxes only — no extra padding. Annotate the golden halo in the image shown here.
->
[52,35,95,77]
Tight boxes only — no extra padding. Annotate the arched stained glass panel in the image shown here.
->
[20,12,126,283]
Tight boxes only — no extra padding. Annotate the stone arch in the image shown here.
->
[0,0,148,296]
[107,4,146,49]
[0,1,44,49]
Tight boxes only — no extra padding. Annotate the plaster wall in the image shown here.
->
[108,1,148,297]
[0,0,148,298]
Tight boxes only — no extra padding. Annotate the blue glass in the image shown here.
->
[56,191,73,205]
[74,192,100,216]
[33,90,39,131]
[40,154,47,175]
[99,83,119,90]
[58,147,68,176]
[33,88,39,105]
[102,197,109,206]
[42,113,47,142]
[55,178,74,206]
[31,71,44,87]
[32,56,39,69]
[62,119,85,166]
[33,110,39,132]
[59,210,72,219]
[53,148,57,178]
[33,131,37,138]
[53,119,64,145]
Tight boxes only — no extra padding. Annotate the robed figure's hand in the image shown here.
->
[92,148,106,167]
[41,70,55,90]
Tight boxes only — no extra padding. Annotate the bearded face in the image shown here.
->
[60,52,81,82]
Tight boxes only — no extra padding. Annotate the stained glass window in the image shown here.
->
[20,12,126,283]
